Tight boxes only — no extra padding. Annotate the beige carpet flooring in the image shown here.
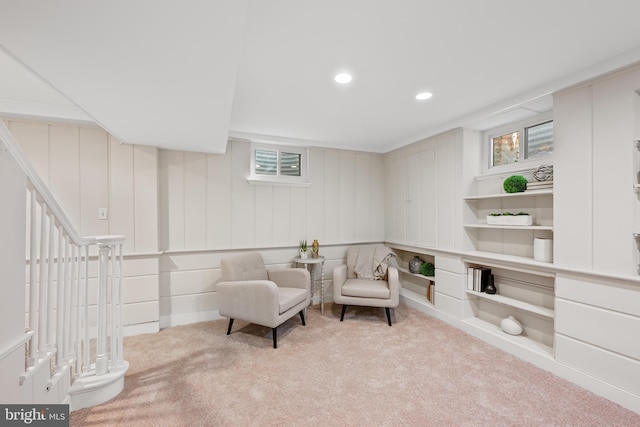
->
[71,303,640,426]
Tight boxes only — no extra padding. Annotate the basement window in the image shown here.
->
[248,143,310,186]
[488,113,553,169]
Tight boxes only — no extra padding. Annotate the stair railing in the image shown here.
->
[1,120,127,409]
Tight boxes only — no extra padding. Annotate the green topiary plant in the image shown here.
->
[503,175,527,193]
[421,262,435,277]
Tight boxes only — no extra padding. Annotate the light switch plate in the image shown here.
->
[98,208,108,220]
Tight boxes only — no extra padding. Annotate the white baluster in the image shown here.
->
[38,202,48,357]
[110,244,116,370]
[62,236,71,365]
[83,245,90,373]
[47,214,55,351]
[28,190,38,366]
[117,243,124,364]
[55,230,65,368]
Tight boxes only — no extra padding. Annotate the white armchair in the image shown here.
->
[333,245,400,326]
[217,252,310,348]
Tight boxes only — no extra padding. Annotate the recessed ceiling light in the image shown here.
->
[334,73,352,84]
[416,92,433,101]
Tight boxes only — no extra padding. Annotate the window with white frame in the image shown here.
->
[487,113,553,169]
[249,142,310,185]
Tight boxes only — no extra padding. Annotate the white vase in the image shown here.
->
[533,238,553,263]
[500,316,523,335]
[300,250,308,259]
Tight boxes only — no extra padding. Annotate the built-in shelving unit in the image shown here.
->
[463,187,554,261]
[392,250,436,305]
[396,266,435,282]
[465,289,554,319]
[462,317,554,358]
[463,260,555,357]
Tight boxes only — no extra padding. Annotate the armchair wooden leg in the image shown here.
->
[227,318,234,335]
[299,310,306,326]
[272,327,277,349]
[385,308,392,326]
[340,304,347,321]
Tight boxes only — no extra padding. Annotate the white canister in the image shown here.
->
[533,238,553,263]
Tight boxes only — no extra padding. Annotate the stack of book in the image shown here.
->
[467,266,492,292]
[526,180,553,190]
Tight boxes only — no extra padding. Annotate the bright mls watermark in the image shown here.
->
[1,405,69,426]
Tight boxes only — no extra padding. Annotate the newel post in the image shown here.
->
[95,242,111,376]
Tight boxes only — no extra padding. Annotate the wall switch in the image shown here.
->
[98,208,108,220]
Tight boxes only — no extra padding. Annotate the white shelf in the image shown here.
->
[464,224,554,231]
[466,290,554,319]
[463,189,553,201]
[462,317,554,358]
[397,266,435,282]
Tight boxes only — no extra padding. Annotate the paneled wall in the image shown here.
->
[6,118,160,334]
[554,66,640,275]
[8,119,386,332]
[158,139,385,251]
[5,118,159,254]
[552,65,640,410]
[157,139,385,326]
[384,128,479,250]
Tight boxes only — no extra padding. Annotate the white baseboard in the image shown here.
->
[159,310,225,329]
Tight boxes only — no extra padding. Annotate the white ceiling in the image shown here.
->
[2,1,640,154]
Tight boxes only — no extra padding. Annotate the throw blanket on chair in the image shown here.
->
[354,246,396,280]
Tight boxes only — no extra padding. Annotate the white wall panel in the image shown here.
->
[592,71,637,275]
[254,185,274,247]
[122,275,159,304]
[393,155,407,243]
[162,270,218,297]
[435,269,464,299]
[123,301,159,325]
[79,127,109,237]
[9,121,49,186]
[339,151,356,243]
[406,153,420,245]
[437,135,455,249]
[133,145,158,253]
[290,186,307,243]
[307,148,325,240]
[230,141,254,248]
[356,153,372,242]
[553,86,593,269]
[419,147,437,246]
[162,150,185,250]
[206,151,232,248]
[272,186,291,246]
[556,334,640,397]
[556,274,640,317]
[49,124,80,229]
[556,298,640,360]
[371,154,385,241]
[324,150,340,243]
[184,152,207,249]
[109,137,135,251]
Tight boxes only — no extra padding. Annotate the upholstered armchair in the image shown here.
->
[333,245,400,326]
[217,252,310,348]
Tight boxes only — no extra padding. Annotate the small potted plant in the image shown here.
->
[503,175,528,193]
[299,240,308,259]
[486,212,532,226]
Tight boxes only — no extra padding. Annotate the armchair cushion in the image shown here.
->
[278,287,309,314]
[341,279,391,299]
